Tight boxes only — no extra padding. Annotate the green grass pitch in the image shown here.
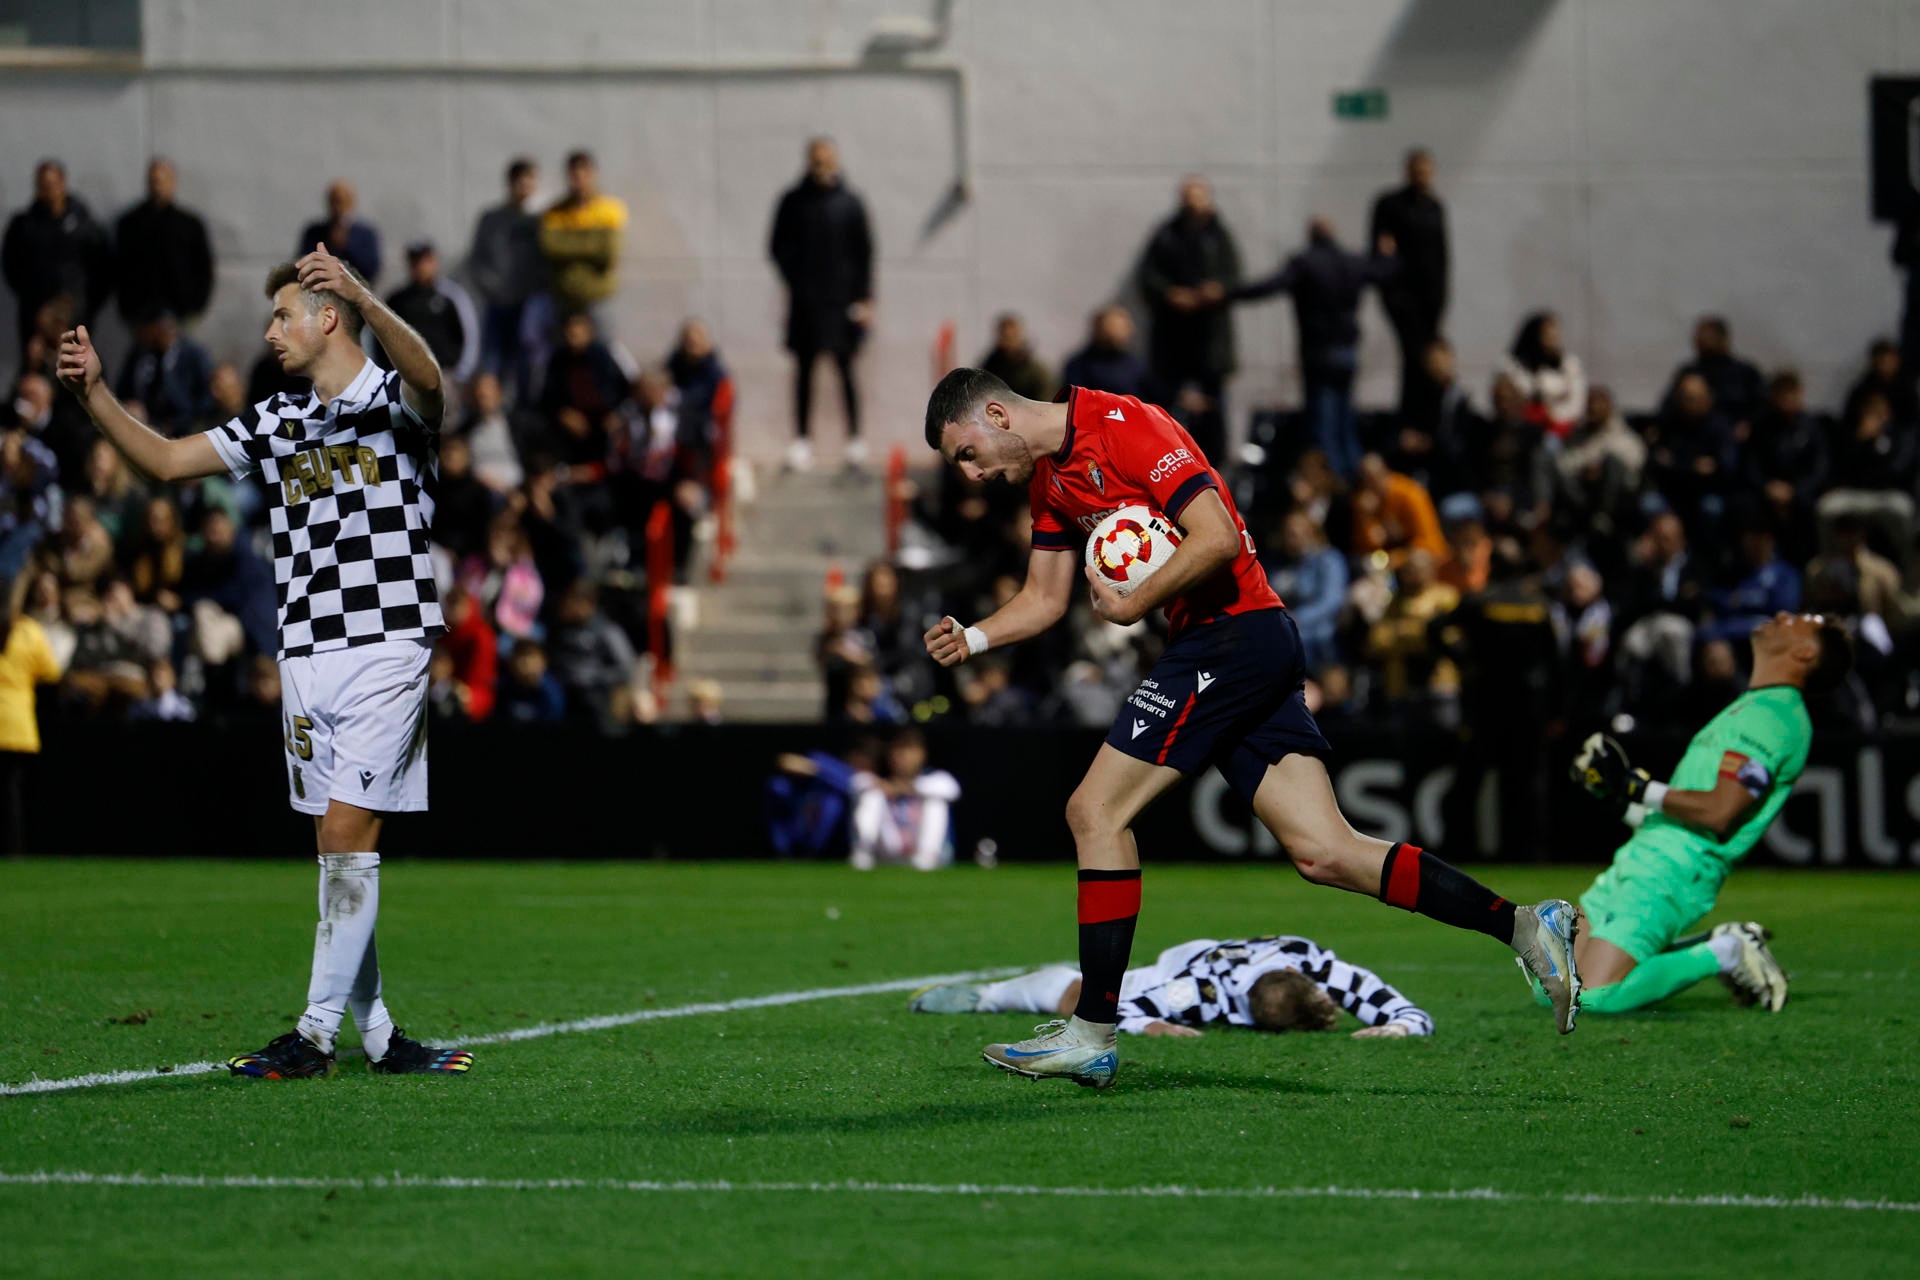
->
[1,859,1916,1278]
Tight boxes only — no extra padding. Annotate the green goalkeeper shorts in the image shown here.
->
[1579,843,1724,963]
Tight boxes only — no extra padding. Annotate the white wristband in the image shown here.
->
[1642,781,1669,813]
[962,625,990,657]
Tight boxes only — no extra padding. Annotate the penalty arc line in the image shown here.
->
[0,967,1027,1098]
[0,1170,1915,1214]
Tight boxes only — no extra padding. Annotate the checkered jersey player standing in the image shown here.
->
[56,244,472,1078]
[923,368,1581,1089]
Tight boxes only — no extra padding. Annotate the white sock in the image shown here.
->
[297,852,380,1054]
[350,935,394,1061]
[977,964,1080,1014]
[1708,931,1742,973]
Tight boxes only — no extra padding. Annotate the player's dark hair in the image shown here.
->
[923,366,1011,453]
[506,156,536,184]
[566,149,595,170]
[1248,970,1338,1033]
[264,261,367,342]
[1806,621,1854,697]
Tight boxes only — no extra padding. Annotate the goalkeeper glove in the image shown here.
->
[1571,732,1652,808]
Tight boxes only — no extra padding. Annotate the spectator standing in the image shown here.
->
[3,159,113,350]
[1499,312,1585,438]
[1369,149,1449,415]
[297,180,381,285]
[1662,316,1763,430]
[0,578,62,853]
[1233,216,1397,479]
[379,241,478,384]
[114,158,214,327]
[1137,176,1241,462]
[769,138,874,471]
[1060,305,1154,401]
[541,150,628,338]
[467,157,545,395]
[978,313,1055,403]
[115,311,214,436]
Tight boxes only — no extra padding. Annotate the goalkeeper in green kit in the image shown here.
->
[1543,612,1852,1015]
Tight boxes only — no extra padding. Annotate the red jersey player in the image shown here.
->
[922,368,1580,1089]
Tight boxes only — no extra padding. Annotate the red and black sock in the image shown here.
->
[1377,842,1517,944]
[1071,869,1141,1025]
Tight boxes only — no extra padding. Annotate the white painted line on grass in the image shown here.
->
[1,1169,1914,1215]
[0,968,1022,1098]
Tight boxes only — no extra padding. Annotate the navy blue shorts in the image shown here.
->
[1105,608,1330,802]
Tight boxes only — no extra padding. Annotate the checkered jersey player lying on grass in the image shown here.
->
[911,934,1432,1040]
[57,245,472,1078]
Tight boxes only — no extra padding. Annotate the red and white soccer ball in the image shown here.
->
[1085,504,1182,597]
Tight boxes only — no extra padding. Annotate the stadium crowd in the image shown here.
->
[3,144,1913,746]
[845,154,1913,753]
[1,149,754,731]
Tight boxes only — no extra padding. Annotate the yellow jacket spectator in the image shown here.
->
[0,598,64,854]
[541,151,627,311]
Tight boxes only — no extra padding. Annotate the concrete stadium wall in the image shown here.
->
[2,0,1917,457]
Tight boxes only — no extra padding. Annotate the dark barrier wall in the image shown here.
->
[26,717,1920,867]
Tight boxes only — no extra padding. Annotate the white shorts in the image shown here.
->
[279,638,432,816]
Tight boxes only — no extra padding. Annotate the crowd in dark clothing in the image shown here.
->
[1,151,738,730]
[840,151,1911,770]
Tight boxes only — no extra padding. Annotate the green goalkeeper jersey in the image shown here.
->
[1630,685,1813,870]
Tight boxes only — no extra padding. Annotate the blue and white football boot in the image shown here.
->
[1512,899,1582,1034]
[982,1016,1119,1088]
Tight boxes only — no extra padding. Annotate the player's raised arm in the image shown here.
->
[1084,487,1241,627]
[925,544,1077,668]
[55,325,225,482]
[1572,733,1760,842]
[297,242,444,425]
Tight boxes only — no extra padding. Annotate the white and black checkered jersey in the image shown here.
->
[206,359,444,660]
[1116,935,1433,1036]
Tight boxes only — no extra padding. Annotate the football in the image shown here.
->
[1085,504,1183,597]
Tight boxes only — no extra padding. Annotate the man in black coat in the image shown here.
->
[1136,176,1241,463]
[769,138,873,471]
[114,158,215,328]
[1659,315,1764,430]
[1234,216,1397,479]
[2,159,114,354]
[1370,149,1448,416]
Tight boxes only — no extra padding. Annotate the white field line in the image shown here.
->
[0,968,1023,1098]
[0,1169,1914,1215]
